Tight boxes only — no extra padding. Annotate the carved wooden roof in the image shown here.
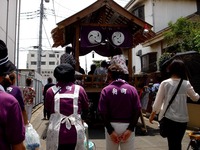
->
[51,0,155,48]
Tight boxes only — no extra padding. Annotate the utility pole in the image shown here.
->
[38,0,49,74]
[37,0,44,74]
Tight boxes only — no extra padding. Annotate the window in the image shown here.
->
[132,5,145,20]
[41,61,46,65]
[49,54,55,57]
[141,52,157,73]
[31,61,37,65]
[31,54,35,57]
[49,61,55,65]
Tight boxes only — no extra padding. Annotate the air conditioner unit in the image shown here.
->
[136,50,142,56]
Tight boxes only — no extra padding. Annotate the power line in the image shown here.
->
[42,23,53,50]
[54,1,76,13]
[52,0,57,24]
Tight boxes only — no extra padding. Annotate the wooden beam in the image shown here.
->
[56,0,152,30]
[81,23,127,27]
[128,48,133,78]
[75,25,80,71]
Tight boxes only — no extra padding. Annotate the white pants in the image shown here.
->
[25,104,33,122]
[105,122,135,150]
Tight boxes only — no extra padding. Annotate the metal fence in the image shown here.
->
[17,72,43,108]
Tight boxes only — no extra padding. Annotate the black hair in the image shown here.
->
[167,59,188,79]
[26,78,33,86]
[101,60,107,68]
[54,64,75,83]
[65,46,74,54]
[1,72,16,89]
[47,77,53,83]
[108,64,124,80]
[90,64,97,72]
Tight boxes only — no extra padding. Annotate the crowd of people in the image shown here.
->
[1,40,200,150]
[0,40,26,149]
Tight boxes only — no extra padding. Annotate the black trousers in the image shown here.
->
[43,100,50,119]
[58,143,76,150]
[165,118,187,150]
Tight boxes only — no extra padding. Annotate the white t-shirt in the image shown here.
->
[152,78,199,122]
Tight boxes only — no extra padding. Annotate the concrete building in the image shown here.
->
[26,50,64,83]
[26,49,109,84]
[0,0,19,63]
[125,0,200,128]
[125,0,198,74]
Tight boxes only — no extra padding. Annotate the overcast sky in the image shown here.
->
[19,0,129,70]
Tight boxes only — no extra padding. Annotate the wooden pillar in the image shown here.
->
[75,25,80,71]
[128,48,133,78]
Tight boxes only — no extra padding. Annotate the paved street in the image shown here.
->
[31,104,192,150]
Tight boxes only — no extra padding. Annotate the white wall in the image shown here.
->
[144,0,154,27]
[0,0,18,63]
[79,51,109,74]
[0,1,7,42]
[153,0,196,32]
[130,0,197,74]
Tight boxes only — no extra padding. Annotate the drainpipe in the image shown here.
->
[16,0,21,85]
[6,0,9,44]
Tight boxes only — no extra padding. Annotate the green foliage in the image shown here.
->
[92,60,107,68]
[158,52,173,71]
[164,17,200,53]
[194,31,200,50]
[92,60,101,68]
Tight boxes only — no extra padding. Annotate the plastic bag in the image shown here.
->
[25,123,40,150]
[83,122,95,150]
[84,140,95,150]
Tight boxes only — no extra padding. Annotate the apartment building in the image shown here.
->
[125,0,198,74]
[26,50,64,82]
